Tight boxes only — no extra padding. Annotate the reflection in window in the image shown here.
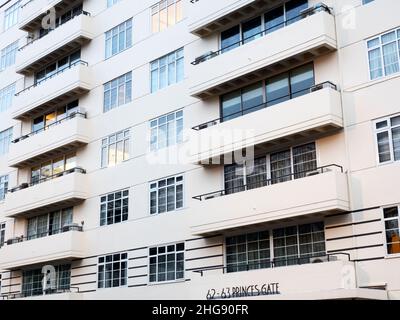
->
[384,207,400,255]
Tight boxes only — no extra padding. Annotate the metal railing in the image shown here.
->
[192,81,337,131]
[9,167,86,193]
[1,287,80,300]
[193,164,343,201]
[192,253,352,277]
[12,111,87,144]
[15,60,89,96]
[6,225,83,245]
[18,10,91,51]
[191,3,332,65]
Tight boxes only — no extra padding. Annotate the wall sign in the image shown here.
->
[206,282,280,300]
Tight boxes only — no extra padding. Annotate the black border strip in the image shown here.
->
[185,264,224,272]
[354,256,385,262]
[71,272,97,278]
[326,219,382,230]
[129,256,148,261]
[326,206,380,218]
[128,274,147,279]
[186,244,223,252]
[128,265,147,270]
[1,283,20,288]
[327,231,382,241]
[128,284,147,288]
[185,254,223,262]
[71,264,97,270]
[70,281,97,286]
[186,234,223,242]
[328,244,383,253]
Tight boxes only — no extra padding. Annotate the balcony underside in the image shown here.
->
[190,0,283,37]
[14,86,89,121]
[10,140,87,168]
[17,37,90,75]
[193,44,334,99]
[20,0,76,32]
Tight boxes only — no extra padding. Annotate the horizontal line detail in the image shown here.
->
[326,206,381,218]
[328,244,383,253]
[185,254,223,262]
[1,283,20,288]
[186,234,223,242]
[326,231,383,242]
[70,281,97,286]
[129,256,148,261]
[128,284,147,288]
[71,272,97,278]
[326,219,382,230]
[128,274,148,279]
[354,256,385,262]
[186,244,223,252]
[71,264,97,270]
[185,264,224,272]
[128,265,147,270]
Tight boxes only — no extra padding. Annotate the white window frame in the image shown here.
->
[0,174,9,201]
[148,242,185,284]
[103,72,132,112]
[150,110,183,151]
[100,189,130,226]
[0,41,18,71]
[105,19,133,59]
[151,0,183,34]
[0,83,15,113]
[97,253,128,289]
[4,1,20,31]
[0,128,13,156]
[382,205,400,257]
[101,129,131,168]
[374,114,400,165]
[149,174,184,215]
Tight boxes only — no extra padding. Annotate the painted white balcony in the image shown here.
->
[4,168,88,218]
[189,6,337,99]
[0,227,85,270]
[16,11,94,75]
[190,85,343,165]
[8,112,89,168]
[12,61,91,120]
[191,166,350,235]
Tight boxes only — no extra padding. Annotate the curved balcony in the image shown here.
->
[9,112,89,168]
[12,60,91,120]
[191,165,350,235]
[4,167,88,218]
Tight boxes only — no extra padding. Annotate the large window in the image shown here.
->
[375,115,400,164]
[149,242,184,283]
[226,222,326,273]
[103,72,132,112]
[150,175,184,215]
[31,154,76,184]
[367,28,400,80]
[383,206,400,255]
[22,264,71,297]
[0,175,8,201]
[27,208,73,240]
[221,63,314,121]
[224,142,317,195]
[0,41,18,71]
[0,222,5,248]
[35,50,81,84]
[101,130,130,168]
[4,1,20,30]
[151,48,184,93]
[98,253,128,288]
[0,128,13,156]
[221,0,308,53]
[151,0,183,33]
[150,110,183,151]
[100,189,129,226]
[105,19,132,59]
[0,83,15,112]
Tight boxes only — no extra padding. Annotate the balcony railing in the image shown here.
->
[1,287,80,300]
[192,253,352,277]
[9,167,86,193]
[11,111,87,144]
[193,164,343,201]
[192,81,337,131]
[6,224,83,245]
[18,10,91,52]
[191,3,332,65]
[15,60,89,96]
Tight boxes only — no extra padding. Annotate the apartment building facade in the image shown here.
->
[0,0,398,300]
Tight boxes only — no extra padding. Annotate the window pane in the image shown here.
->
[221,25,240,53]
[221,90,241,121]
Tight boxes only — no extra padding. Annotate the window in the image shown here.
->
[151,0,182,33]
[35,50,81,84]
[0,223,5,248]
[27,208,73,240]
[383,206,400,255]
[0,83,15,112]
[0,175,8,201]
[32,100,79,132]
[22,264,71,297]
[367,28,400,80]
[150,175,184,215]
[107,0,121,7]
[224,142,317,195]
[100,189,129,226]
[220,0,308,53]
[151,48,184,93]
[226,222,326,273]
[31,154,76,184]
[4,1,20,30]
[105,19,132,59]
[150,110,183,151]
[98,253,128,288]
[0,128,12,156]
[103,72,132,112]
[0,41,18,71]
[101,130,130,168]
[226,231,270,273]
[149,243,184,283]
[375,115,400,163]
[221,63,314,121]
